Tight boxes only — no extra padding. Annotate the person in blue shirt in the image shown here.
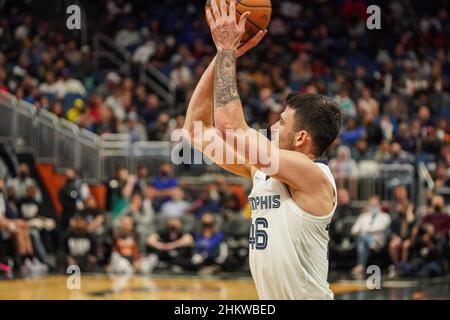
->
[190,212,227,272]
[150,163,179,212]
[340,117,366,145]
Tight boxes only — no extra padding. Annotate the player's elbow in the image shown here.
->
[182,123,194,142]
[215,120,229,137]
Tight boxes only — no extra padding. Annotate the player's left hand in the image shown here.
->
[206,0,250,52]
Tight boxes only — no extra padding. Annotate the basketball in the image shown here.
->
[206,0,272,42]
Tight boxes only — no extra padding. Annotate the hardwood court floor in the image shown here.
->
[0,274,368,300]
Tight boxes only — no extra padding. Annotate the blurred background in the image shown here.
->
[0,0,450,298]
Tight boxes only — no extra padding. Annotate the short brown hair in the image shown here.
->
[286,93,341,157]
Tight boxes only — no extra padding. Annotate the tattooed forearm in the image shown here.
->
[214,49,239,108]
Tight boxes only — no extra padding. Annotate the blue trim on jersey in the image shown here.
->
[313,160,328,165]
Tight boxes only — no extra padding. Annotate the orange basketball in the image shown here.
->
[206,0,272,43]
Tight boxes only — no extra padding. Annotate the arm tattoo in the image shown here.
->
[214,49,239,108]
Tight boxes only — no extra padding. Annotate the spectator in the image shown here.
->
[334,188,359,220]
[55,68,86,99]
[125,111,148,143]
[93,106,118,135]
[191,187,221,218]
[384,142,414,164]
[7,163,42,203]
[80,196,107,238]
[133,37,156,65]
[108,215,141,274]
[351,138,373,162]
[351,196,391,278]
[421,194,450,241]
[148,113,171,141]
[388,186,416,278]
[63,214,97,272]
[357,88,379,124]
[340,118,365,145]
[1,178,47,274]
[330,145,359,199]
[66,98,85,124]
[160,187,191,219]
[190,212,227,273]
[329,188,359,269]
[106,166,136,218]
[374,139,392,163]
[146,217,194,272]
[114,193,154,251]
[16,184,56,267]
[150,163,179,212]
[334,87,357,121]
[399,223,443,277]
[95,72,121,99]
[114,20,142,51]
[38,71,59,98]
[58,169,91,230]
[140,94,161,127]
[132,164,151,196]
[220,192,244,223]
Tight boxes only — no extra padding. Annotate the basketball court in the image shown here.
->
[1,275,449,300]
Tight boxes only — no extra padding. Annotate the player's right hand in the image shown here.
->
[236,29,267,58]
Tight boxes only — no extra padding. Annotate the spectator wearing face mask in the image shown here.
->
[351,196,391,278]
[63,214,97,272]
[58,169,91,230]
[146,217,194,272]
[150,163,179,212]
[189,213,227,274]
[16,183,56,268]
[7,163,42,203]
[1,178,47,275]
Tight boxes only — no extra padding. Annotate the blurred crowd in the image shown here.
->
[1,0,450,278]
[0,162,250,276]
[331,187,450,278]
[1,0,450,195]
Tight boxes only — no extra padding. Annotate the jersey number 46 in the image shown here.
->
[249,218,268,250]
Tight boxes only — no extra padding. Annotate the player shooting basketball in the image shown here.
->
[184,0,341,299]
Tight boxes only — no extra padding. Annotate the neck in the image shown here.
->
[295,148,319,162]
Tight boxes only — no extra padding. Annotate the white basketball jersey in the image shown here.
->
[248,162,337,300]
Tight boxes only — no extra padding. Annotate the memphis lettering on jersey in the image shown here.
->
[248,195,281,211]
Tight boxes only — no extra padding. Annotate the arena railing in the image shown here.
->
[0,92,419,202]
[418,161,435,207]
[92,32,176,109]
[92,33,132,78]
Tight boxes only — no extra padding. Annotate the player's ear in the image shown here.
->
[293,130,307,148]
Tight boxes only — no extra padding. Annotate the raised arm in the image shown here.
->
[207,0,335,212]
[183,22,265,179]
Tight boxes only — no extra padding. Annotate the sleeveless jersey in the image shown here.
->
[248,161,337,300]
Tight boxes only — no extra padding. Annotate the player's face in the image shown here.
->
[271,107,297,150]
